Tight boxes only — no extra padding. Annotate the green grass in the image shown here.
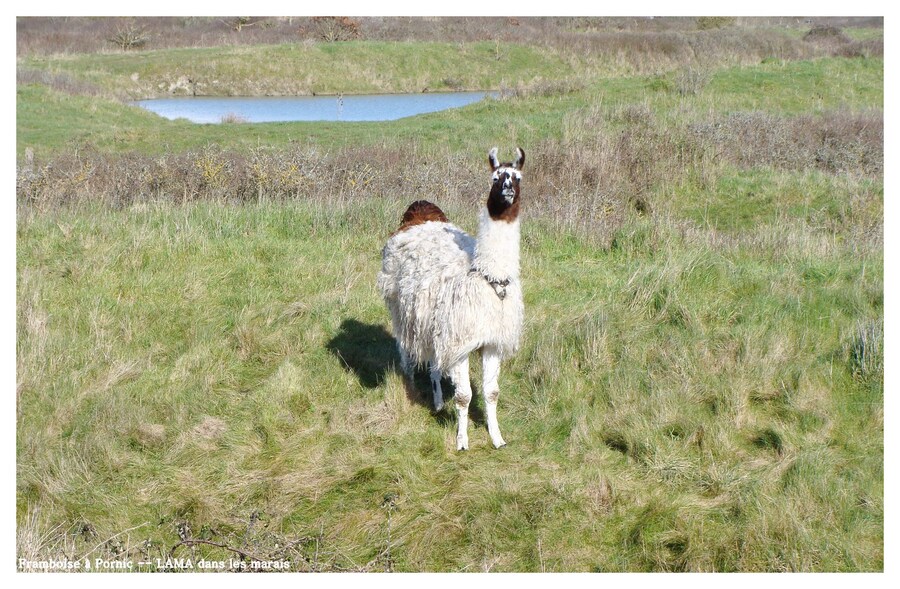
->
[16,55,884,160]
[841,27,884,41]
[704,57,883,113]
[669,168,883,232]
[16,36,883,571]
[16,175,883,570]
[20,41,574,99]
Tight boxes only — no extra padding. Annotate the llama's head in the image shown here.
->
[486,147,525,222]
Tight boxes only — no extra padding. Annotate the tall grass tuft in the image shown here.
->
[674,67,711,96]
[219,112,248,124]
[846,319,883,383]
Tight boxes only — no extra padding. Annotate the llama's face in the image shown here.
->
[487,147,525,221]
[491,168,522,203]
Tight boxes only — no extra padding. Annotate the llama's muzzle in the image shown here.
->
[501,178,516,201]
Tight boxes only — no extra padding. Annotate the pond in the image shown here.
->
[133,91,495,123]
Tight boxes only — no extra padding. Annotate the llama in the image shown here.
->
[377,147,525,450]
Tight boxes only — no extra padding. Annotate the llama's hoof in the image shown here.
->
[493,440,507,449]
[433,400,444,413]
[456,436,469,451]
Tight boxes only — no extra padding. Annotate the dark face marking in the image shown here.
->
[487,169,521,222]
[486,147,525,222]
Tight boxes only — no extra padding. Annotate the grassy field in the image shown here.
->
[19,41,576,99]
[16,18,883,572]
[16,55,884,160]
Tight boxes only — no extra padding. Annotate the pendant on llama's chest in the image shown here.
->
[469,267,510,299]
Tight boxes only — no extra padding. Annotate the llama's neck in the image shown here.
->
[472,208,520,282]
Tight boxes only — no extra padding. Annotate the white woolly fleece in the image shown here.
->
[377,210,524,374]
[472,208,520,283]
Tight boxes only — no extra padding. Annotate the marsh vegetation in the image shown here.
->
[16,16,883,571]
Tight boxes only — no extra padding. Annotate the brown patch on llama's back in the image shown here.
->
[393,200,449,234]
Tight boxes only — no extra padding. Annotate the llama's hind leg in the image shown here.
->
[428,360,444,412]
[448,356,472,450]
[397,343,413,378]
[482,347,506,448]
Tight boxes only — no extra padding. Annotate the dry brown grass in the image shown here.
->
[16,106,883,250]
[16,68,104,96]
[219,112,248,124]
[802,25,883,59]
[688,110,884,175]
[17,16,882,62]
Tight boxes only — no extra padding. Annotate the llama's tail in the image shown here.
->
[392,200,448,235]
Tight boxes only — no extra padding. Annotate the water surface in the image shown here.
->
[134,92,494,123]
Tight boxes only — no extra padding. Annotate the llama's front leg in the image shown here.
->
[448,357,472,450]
[482,347,506,448]
[429,361,444,412]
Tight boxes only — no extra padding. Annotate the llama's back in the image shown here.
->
[378,203,475,366]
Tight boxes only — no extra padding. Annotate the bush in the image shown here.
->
[696,17,735,31]
[108,22,150,50]
[227,17,259,32]
[311,17,361,42]
[803,25,850,43]
[687,110,883,175]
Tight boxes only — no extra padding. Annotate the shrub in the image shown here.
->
[108,22,150,50]
[312,17,361,42]
[227,17,258,32]
[803,25,850,43]
[686,110,883,175]
[696,17,735,31]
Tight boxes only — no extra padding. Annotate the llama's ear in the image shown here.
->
[513,147,525,170]
[488,147,500,171]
